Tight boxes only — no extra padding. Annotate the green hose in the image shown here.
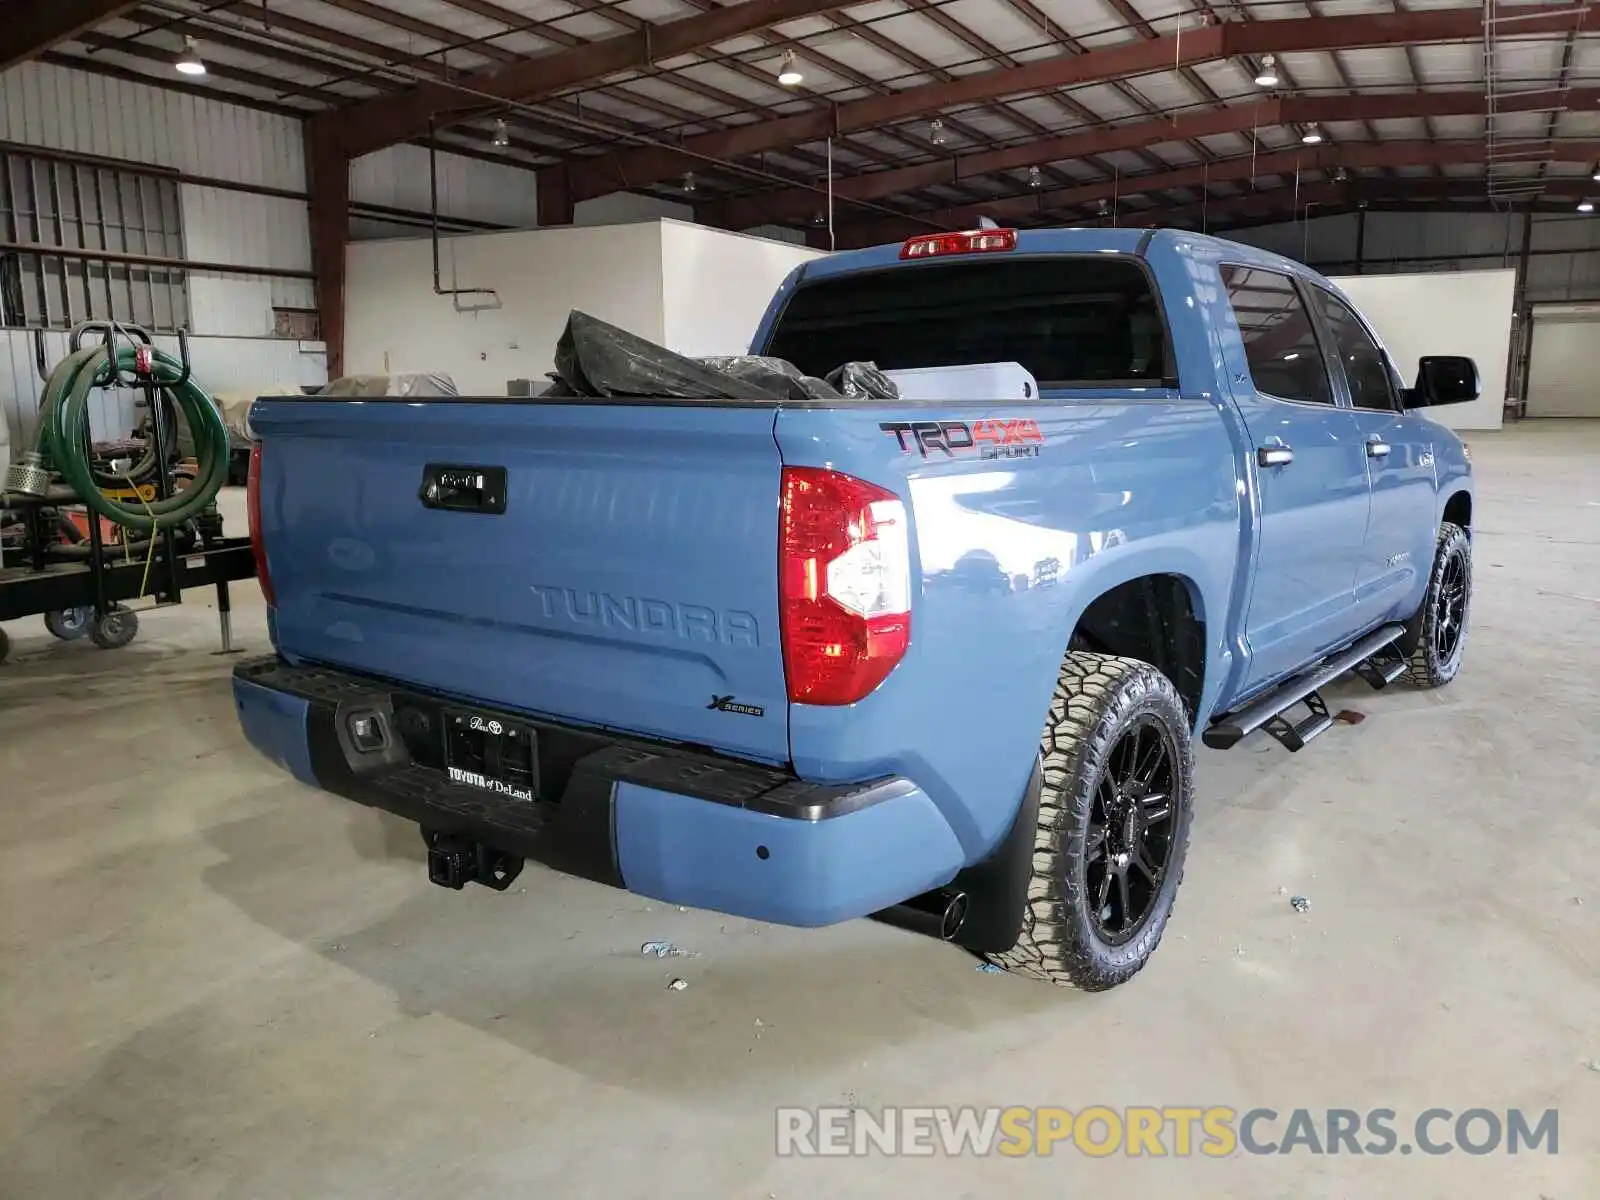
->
[32,343,229,534]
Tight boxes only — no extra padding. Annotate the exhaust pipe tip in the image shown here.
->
[874,886,969,941]
[937,891,970,940]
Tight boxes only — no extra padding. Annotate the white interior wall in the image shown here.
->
[659,221,823,357]
[1526,306,1600,417]
[1330,269,1515,431]
[343,221,824,394]
[343,222,668,395]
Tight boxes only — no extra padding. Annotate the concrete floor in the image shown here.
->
[1,421,1596,1199]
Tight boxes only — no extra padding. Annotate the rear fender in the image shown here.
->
[1053,546,1222,728]
[776,397,1239,866]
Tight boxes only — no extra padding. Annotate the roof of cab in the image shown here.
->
[796,225,1341,296]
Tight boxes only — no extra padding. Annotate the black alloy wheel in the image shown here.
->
[1404,522,1471,688]
[1434,548,1468,666]
[1086,717,1178,946]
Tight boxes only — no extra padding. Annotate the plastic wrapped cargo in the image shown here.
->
[210,387,302,449]
[550,311,897,402]
[553,311,781,400]
[697,355,839,401]
[825,360,897,400]
[319,372,459,398]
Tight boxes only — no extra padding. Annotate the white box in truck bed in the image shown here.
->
[884,362,1038,402]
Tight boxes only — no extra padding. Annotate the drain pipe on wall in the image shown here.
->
[428,129,500,314]
[826,137,835,252]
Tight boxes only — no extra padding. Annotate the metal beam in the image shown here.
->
[560,7,1591,203]
[74,30,360,103]
[307,122,350,380]
[327,0,856,159]
[704,87,1600,229]
[1161,178,1586,229]
[0,136,507,232]
[0,240,314,279]
[39,49,315,118]
[839,178,1591,246]
[1,0,138,71]
[832,139,1600,246]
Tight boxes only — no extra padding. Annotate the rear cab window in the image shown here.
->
[763,257,1175,392]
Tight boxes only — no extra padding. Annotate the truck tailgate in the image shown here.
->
[251,399,789,764]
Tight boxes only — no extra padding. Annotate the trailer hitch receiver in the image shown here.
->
[423,829,525,891]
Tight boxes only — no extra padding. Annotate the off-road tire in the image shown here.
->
[1403,522,1471,688]
[44,606,93,641]
[90,604,139,650]
[988,652,1194,991]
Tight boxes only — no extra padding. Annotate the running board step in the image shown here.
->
[1354,646,1407,689]
[1203,624,1406,751]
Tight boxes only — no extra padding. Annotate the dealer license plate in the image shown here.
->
[443,710,538,802]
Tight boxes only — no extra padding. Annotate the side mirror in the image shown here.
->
[1405,355,1480,409]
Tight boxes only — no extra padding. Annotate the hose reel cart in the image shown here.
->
[0,322,259,665]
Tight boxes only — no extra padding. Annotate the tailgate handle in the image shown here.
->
[420,465,508,514]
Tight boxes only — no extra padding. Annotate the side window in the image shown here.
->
[1313,289,1400,412]
[1221,266,1332,405]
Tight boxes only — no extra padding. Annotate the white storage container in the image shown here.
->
[884,362,1038,402]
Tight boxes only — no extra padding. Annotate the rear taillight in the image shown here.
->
[246,441,275,606]
[900,228,1016,259]
[779,467,911,705]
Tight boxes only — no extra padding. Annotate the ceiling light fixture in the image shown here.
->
[492,118,510,148]
[1591,165,1600,182]
[1254,54,1280,88]
[175,36,206,76]
[1301,124,1324,145]
[1028,165,1043,190]
[930,118,948,147]
[777,51,804,87]
[1580,199,1595,213]
[682,171,697,194]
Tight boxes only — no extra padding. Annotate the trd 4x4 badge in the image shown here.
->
[880,419,1044,460]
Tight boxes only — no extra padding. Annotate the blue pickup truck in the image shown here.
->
[234,227,1477,991]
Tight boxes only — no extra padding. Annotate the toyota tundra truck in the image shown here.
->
[233,227,1477,990]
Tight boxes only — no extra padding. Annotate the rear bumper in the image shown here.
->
[232,657,964,926]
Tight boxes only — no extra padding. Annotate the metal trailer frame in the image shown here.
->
[0,321,257,662]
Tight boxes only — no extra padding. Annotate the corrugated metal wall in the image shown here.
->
[349,144,541,239]
[0,62,550,458]
[1,62,305,187]
[0,61,324,456]
[1225,209,1600,303]
[574,192,691,226]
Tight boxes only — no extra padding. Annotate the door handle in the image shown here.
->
[420,464,508,514]
[1257,445,1294,468]
[1366,439,1392,458]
